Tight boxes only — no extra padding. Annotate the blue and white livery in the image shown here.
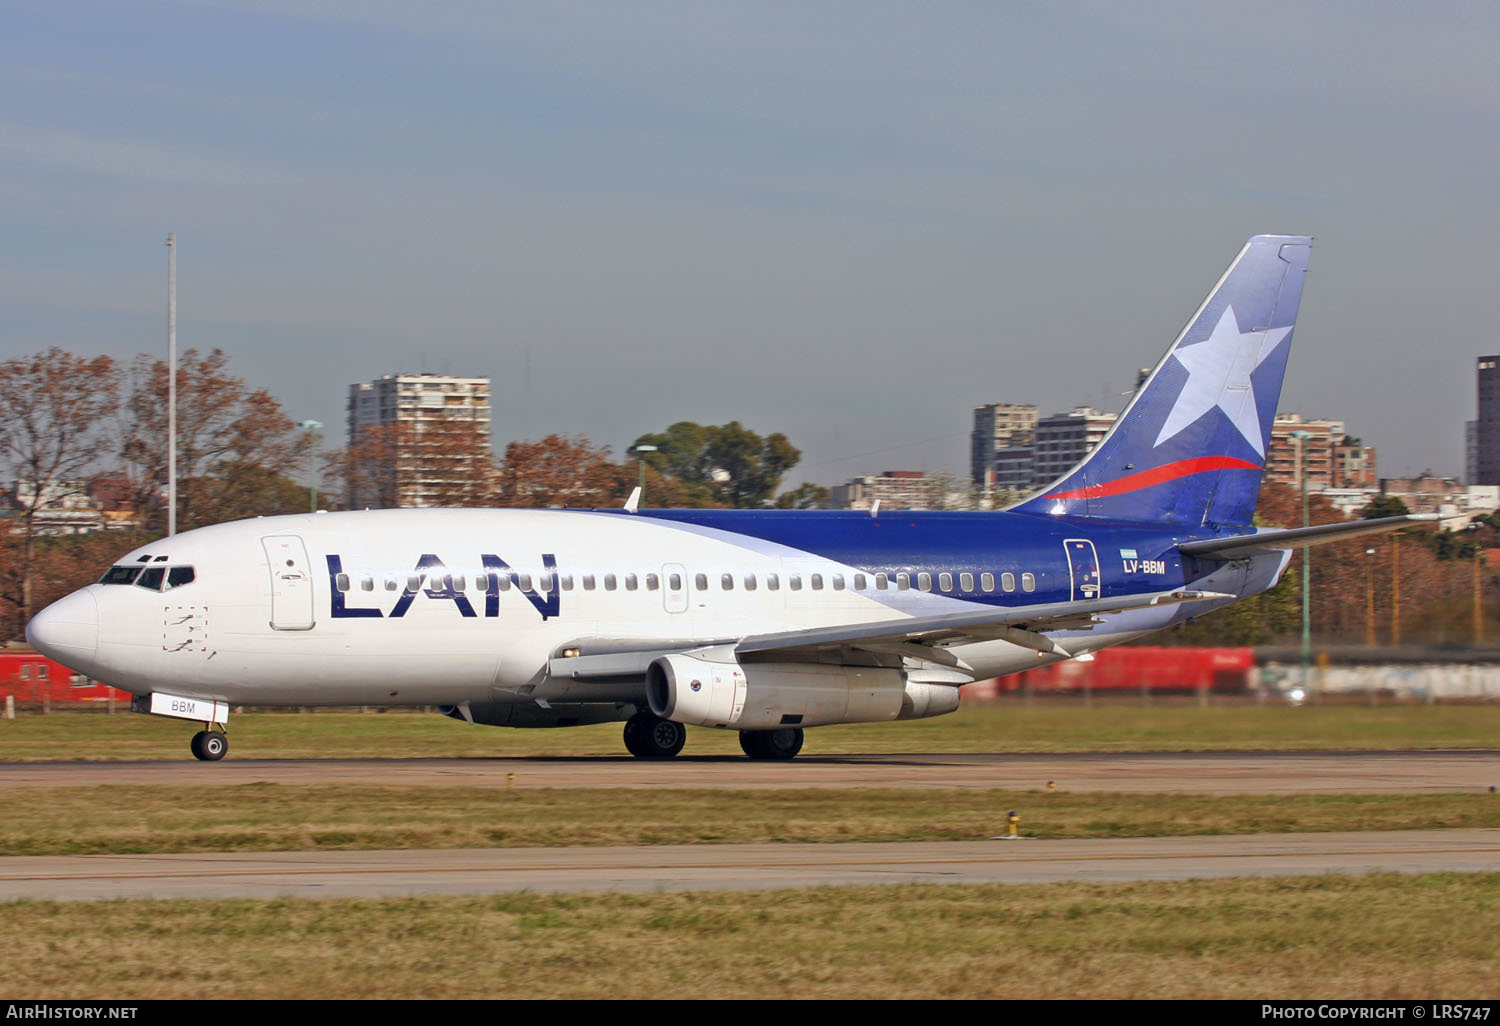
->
[26,235,1433,761]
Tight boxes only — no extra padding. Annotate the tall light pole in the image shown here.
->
[298,421,323,512]
[1469,520,1485,645]
[1291,430,1312,697]
[1392,534,1401,646]
[166,233,177,536]
[631,445,658,499]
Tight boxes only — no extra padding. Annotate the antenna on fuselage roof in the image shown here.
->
[623,486,642,513]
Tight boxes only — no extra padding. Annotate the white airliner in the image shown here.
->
[26,236,1433,760]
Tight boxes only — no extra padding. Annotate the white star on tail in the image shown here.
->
[1152,306,1291,457]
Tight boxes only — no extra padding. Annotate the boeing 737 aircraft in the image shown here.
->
[27,235,1435,761]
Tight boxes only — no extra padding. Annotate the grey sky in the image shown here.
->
[3,1,1497,487]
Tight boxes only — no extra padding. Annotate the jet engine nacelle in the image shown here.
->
[646,653,959,730]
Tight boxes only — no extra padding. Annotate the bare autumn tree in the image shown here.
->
[120,349,312,529]
[0,348,119,630]
[328,423,405,510]
[494,435,629,508]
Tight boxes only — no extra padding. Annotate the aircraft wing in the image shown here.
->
[735,588,1227,663]
[1179,513,1444,560]
[547,588,1228,681]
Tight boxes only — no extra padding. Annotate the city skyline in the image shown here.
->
[4,3,1498,486]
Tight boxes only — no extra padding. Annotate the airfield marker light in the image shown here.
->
[1008,811,1020,838]
[1047,780,1056,792]
[507,773,516,790]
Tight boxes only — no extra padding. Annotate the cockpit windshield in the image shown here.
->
[100,565,196,590]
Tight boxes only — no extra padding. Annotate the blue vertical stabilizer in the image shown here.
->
[1010,235,1311,527]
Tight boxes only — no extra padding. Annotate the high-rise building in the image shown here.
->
[1475,356,1500,485]
[970,403,1037,486]
[346,373,492,508]
[1031,407,1117,487]
[1264,413,1374,491]
[831,471,935,511]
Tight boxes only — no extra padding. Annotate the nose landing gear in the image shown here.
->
[190,728,227,761]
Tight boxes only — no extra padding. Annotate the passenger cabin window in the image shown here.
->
[853,574,866,591]
[831,574,845,591]
[896,573,910,590]
[917,572,932,592]
[766,574,780,591]
[625,573,639,591]
[534,572,550,592]
[668,573,681,591]
[101,566,142,585]
[495,573,512,592]
[515,573,533,591]
[385,576,399,591]
[744,574,757,591]
[810,574,823,590]
[560,574,574,591]
[721,573,734,590]
[695,573,708,591]
[582,574,596,591]
[646,574,660,591]
[1022,572,1036,592]
[789,574,802,591]
[603,574,617,591]
[875,573,889,590]
[939,572,953,592]
[960,572,974,592]
[980,572,995,593]
[1002,572,1016,593]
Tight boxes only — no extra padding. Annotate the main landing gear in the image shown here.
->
[739,727,804,761]
[189,728,227,762]
[619,714,807,761]
[623,710,687,759]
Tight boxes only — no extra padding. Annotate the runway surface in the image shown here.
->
[5,749,1497,793]
[4,830,1497,901]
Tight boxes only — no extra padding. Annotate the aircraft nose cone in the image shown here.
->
[26,590,100,673]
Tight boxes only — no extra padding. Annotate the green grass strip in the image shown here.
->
[3,702,1500,760]
[4,873,1498,999]
[5,784,1500,855]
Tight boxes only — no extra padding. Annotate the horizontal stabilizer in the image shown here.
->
[1179,513,1443,560]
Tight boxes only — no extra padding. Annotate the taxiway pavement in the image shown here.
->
[4,829,1497,901]
[3,749,1496,793]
